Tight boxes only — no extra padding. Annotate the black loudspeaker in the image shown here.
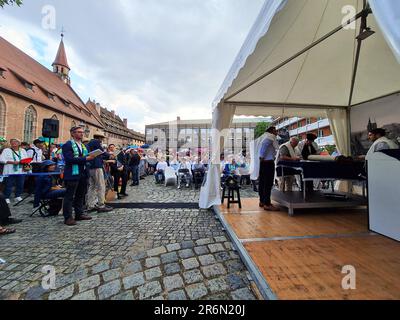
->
[42,119,60,138]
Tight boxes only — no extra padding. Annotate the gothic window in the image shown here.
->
[0,95,6,137]
[23,106,37,143]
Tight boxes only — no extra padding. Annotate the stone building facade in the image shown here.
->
[0,35,105,143]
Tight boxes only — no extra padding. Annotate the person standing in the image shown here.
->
[115,148,129,199]
[259,127,280,212]
[26,138,45,172]
[0,139,29,204]
[62,127,97,226]
[128,149,141,186]
[86,134,113,213]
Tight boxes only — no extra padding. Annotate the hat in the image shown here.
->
[42,160,56,168]
[306,133,317,141]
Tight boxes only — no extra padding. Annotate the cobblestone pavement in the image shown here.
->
[0,176,259,300]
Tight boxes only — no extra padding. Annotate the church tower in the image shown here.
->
[52,33,71,85]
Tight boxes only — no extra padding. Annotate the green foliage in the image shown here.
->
[324,145,337,155]
[0,0,23,8]
[254,122,271,139]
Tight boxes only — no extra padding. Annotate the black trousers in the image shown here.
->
[113,169,127,195]
[259,161,275,206]
[0,193,11,223]
[63,177,88,221]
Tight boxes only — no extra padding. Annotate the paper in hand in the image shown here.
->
[89,149,104,158]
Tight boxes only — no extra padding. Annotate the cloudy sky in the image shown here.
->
[0,0,264,132]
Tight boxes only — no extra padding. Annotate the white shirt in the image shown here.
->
[156,161,168,172]
[0,148,29,175]
[27,145,43,163]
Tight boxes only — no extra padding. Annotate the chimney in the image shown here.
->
[123,118,128,127]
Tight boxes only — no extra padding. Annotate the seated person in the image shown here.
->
[222,158,240,184]
[296,134,319,192]
[277,137,300,192]
[177,158,192,189]
[362,128,399,160]
[192,158,206,189]
[155,157,168,184]
[33,160,66,216]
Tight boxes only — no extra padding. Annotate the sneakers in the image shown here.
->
[5,199,10,205]
[14,197,23,203]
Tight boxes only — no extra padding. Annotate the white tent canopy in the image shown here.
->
[199,0,400,209]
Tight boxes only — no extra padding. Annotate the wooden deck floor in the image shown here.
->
[219,198,400,300]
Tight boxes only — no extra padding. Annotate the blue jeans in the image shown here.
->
[34,189,66,208]
[130,165,139,185]
[3,175,25,199]
[155,171,165,184]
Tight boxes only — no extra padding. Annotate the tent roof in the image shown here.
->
[214,0,400,117]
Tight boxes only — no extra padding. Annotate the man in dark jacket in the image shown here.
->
[128,149,141,186]
[62,127,97,226]
[86,134,113,213]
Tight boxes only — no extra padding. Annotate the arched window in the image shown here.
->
[0,95,6,137]
[23,106,37,143]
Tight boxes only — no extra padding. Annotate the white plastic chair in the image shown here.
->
[164,167,177,187]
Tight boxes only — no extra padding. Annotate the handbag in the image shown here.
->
[106,189,116,202]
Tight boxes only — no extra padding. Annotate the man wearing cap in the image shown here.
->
[26,139,45,169]
[62,127,97,226]
[86,133,113,213]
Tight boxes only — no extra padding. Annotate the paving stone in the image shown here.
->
[137,281,162,300]
[224,242,233,250]
[160,252,178,264]
[207,277,229,293]
[123,261,142,275]
[48,284,75,300]
[231,288,256,300]
[199,255,217,266]
[178,249,195,259]
[168,290,187,300]
[145,257,161,268]
[225,274,249,290]
[102,269,121,283]
[208,243,225,253]
[186,283,208,300]
[214,251,231,262]
[194,246,209,255]
[201,264,227,278]
[25,286,49,300]
[182,258,200,270]
[123,273,145,290]
[79,275,101,293]
[183,270,204,285]
[181,241,195,249]
[225,260,245,273]
[166,243,181,252]
[152,295,164,300]
[98,280,121,300]
[147,247,167,257]
[195,238,214,246]
[214,236,228,243]
[164,263,181,276]
[92,261,110,274]
[163,274,184,292]
[145,267,162,280]
[71,290,97,300]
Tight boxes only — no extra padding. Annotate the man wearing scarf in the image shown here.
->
[259,127,280,212]
[62,127,97,226]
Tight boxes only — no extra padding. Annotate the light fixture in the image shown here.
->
[356,27,375,41]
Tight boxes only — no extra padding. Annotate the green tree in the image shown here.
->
[0,0,22,8]
[254,122,271,139]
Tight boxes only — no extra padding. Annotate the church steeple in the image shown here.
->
[52,32,71,85]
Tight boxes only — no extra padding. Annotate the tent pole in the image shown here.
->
[224,8,370,103]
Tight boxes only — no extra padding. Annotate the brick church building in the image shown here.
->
[0,35,106,143]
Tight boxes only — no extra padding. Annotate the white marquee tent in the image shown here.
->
[200,0,400,209]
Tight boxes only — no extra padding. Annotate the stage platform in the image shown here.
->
[271,190,367,216]
[215,198,400,300]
